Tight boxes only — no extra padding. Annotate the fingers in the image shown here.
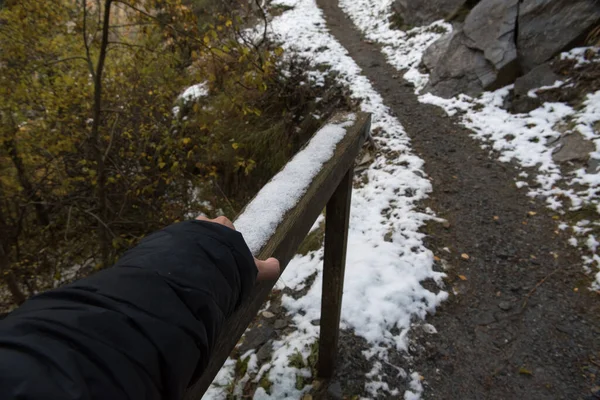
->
[195,215,235,231]
[254,257,281,281]
[195,215,279,281]
[213,216,235,230]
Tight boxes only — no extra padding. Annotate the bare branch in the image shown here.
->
[82,0,97,79]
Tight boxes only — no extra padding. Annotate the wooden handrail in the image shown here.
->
[184,111,371,399]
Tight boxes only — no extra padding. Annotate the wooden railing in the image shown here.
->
[184,112,372,399]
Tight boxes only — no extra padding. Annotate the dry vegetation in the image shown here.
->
[0,0,349,311]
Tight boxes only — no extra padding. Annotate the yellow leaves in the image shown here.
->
[458,275,468,281]
[203,35,210,45]
[518,367,533,376]
[527,211,537,216]
[461,253,470,260]
[158,161,166,169]
[231,142,239,150]
[182,137,191,145]
[274,47,284,57]
[225,19,232,27]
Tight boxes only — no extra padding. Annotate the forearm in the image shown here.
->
[0,220,257,400]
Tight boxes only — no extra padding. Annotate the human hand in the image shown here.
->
[196,215,280,281]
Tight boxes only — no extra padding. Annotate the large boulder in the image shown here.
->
[423,0,519,98]
[392,0,468,27]
[518,0,600,72]
[423,29,494,98]
[463,0,519,87]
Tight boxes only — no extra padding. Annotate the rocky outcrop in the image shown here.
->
[509,63,562,113]
[463,0,519,86]
[422,0,600,99]
[423,0,519,98]
[392,0,468,27]
[423,29,494,98]
[518,0,600,72]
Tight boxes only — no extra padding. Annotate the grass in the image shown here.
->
[297,217,325,255]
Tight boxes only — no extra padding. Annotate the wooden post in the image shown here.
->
[317,167,353,378]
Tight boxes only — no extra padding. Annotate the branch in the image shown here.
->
[107,40,156,52]
[112,0,215,54]
[82,0,96,79]
[254,0,269,49]
[103,114,118,161]
[45,56,91,67]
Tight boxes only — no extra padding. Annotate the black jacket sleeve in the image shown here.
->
[0,220,257,400]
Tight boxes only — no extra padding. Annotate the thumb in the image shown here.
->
[254,257,280,281]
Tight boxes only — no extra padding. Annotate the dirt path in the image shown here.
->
[315,0,600,398]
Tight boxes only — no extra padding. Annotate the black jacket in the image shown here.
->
[0,220,257,400]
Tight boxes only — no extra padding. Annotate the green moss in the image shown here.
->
[235,356,250,378]
[270,4,294,16]
[259,375,273,394]
[295,375,305,390]
[288,350,305,369]
[297,218,325,255]
[389,12,412,31]
[307,340,319,372]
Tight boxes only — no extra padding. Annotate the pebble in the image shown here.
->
[274,319,287,329]
[256,341,273,363]
[262,311,275,319]
[498,301,513,311]
[327,381,343,400]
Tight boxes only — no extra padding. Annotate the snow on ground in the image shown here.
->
[338,0,450,92]
[340,0,600,289]
[207,0,448,398]
[173,81,209,116]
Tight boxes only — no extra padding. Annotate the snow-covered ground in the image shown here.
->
[340,0,600,289]
[205,0,448,398]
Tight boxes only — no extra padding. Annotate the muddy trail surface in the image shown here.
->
[315,0,600,399]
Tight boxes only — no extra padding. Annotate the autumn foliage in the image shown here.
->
[0,0,346,309]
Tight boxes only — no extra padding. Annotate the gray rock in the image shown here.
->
[256,341,273,363]
[422,30,453,72]
[423,0,520,98]
[463,0,519,85]
[498,301,513,311]
[518,0,600,72]
[327,381,343,400]
[238,325,274,354]
[587,157,600,174]
[273,319,288,329]
[552,132,595,164]
[475,311,496,325]
[423,29,493,98]
[513,64,561,97]
[392,0,468,27]
[510,63,562,113]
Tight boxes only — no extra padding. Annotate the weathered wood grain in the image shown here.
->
[317,166,353,377]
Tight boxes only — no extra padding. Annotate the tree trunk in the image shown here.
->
[90,0,113,267]
[4,139,50,227]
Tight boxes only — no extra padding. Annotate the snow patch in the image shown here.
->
[338,0,450,92]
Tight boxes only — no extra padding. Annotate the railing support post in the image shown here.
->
[317,167,353,378]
